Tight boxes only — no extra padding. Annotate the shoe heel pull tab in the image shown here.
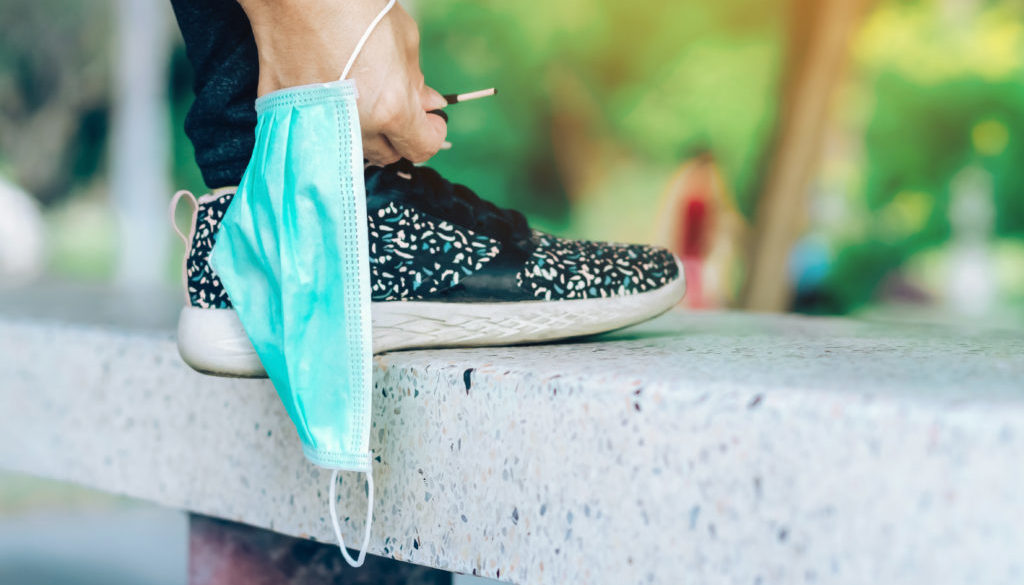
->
[169,190,199,303]
[329,466,375,568]
[169,190,199,249]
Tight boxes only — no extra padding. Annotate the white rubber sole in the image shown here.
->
[177,264,686,377]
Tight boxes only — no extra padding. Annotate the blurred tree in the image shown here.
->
[743,0,871,311]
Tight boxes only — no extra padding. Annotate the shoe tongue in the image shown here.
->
[371,160,529,241]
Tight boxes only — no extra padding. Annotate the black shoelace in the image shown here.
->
[372,159,530,240]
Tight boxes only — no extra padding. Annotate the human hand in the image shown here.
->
[240,0,447,165]
[345,3,448,164]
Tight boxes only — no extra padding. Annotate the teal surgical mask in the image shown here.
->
[209,0,397,567]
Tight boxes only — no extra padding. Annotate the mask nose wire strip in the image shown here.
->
[330,467,375,567]
[326,0,393,567]
[339,0,398,81]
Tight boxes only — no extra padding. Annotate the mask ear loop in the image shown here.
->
[339,0,397,81]
[330,467,375,567]
[327,0,395,569]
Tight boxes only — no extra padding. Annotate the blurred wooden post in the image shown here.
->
[741,0,868,311]
[111,0,171,287]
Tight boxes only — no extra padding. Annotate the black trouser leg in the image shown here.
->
[169,0,259,189]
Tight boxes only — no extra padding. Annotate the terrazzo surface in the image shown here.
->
[1,308,1023,584]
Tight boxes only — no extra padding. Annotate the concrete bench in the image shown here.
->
[1,285,1022,584]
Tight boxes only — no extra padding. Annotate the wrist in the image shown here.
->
[239,0,394,95]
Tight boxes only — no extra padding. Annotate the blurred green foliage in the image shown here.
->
[4,0,1022,319]
[417,0,785,227]
[809,0,1024,315]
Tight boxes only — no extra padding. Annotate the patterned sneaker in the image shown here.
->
[170,161,685,377]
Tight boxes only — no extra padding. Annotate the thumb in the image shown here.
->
[387,104,448,163]
[421,85,447,111]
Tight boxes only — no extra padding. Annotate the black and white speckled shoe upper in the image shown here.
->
[183,160,679,308]
[367,200,502,300]
[186,191,233,309]
[518,232,679,301]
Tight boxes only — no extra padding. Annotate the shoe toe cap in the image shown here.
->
[624,244,681,295]
[518,233,683,300]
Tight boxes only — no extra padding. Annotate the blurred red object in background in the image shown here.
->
[658,152,747,310]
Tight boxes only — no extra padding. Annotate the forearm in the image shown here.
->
[236,0,393,95]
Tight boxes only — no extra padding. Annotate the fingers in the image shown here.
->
[363,89,447,164]
[421,85,447,112]
[365,79,445,163]
[363,134,402,166]
[421,85,448,121]
[385,101,447,163]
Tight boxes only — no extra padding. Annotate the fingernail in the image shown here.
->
[440,141,452,150]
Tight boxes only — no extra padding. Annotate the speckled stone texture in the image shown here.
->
[1,310,1023,585]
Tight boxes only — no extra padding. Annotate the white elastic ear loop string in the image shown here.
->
[330,468,375,568]
[339,0,398,81]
